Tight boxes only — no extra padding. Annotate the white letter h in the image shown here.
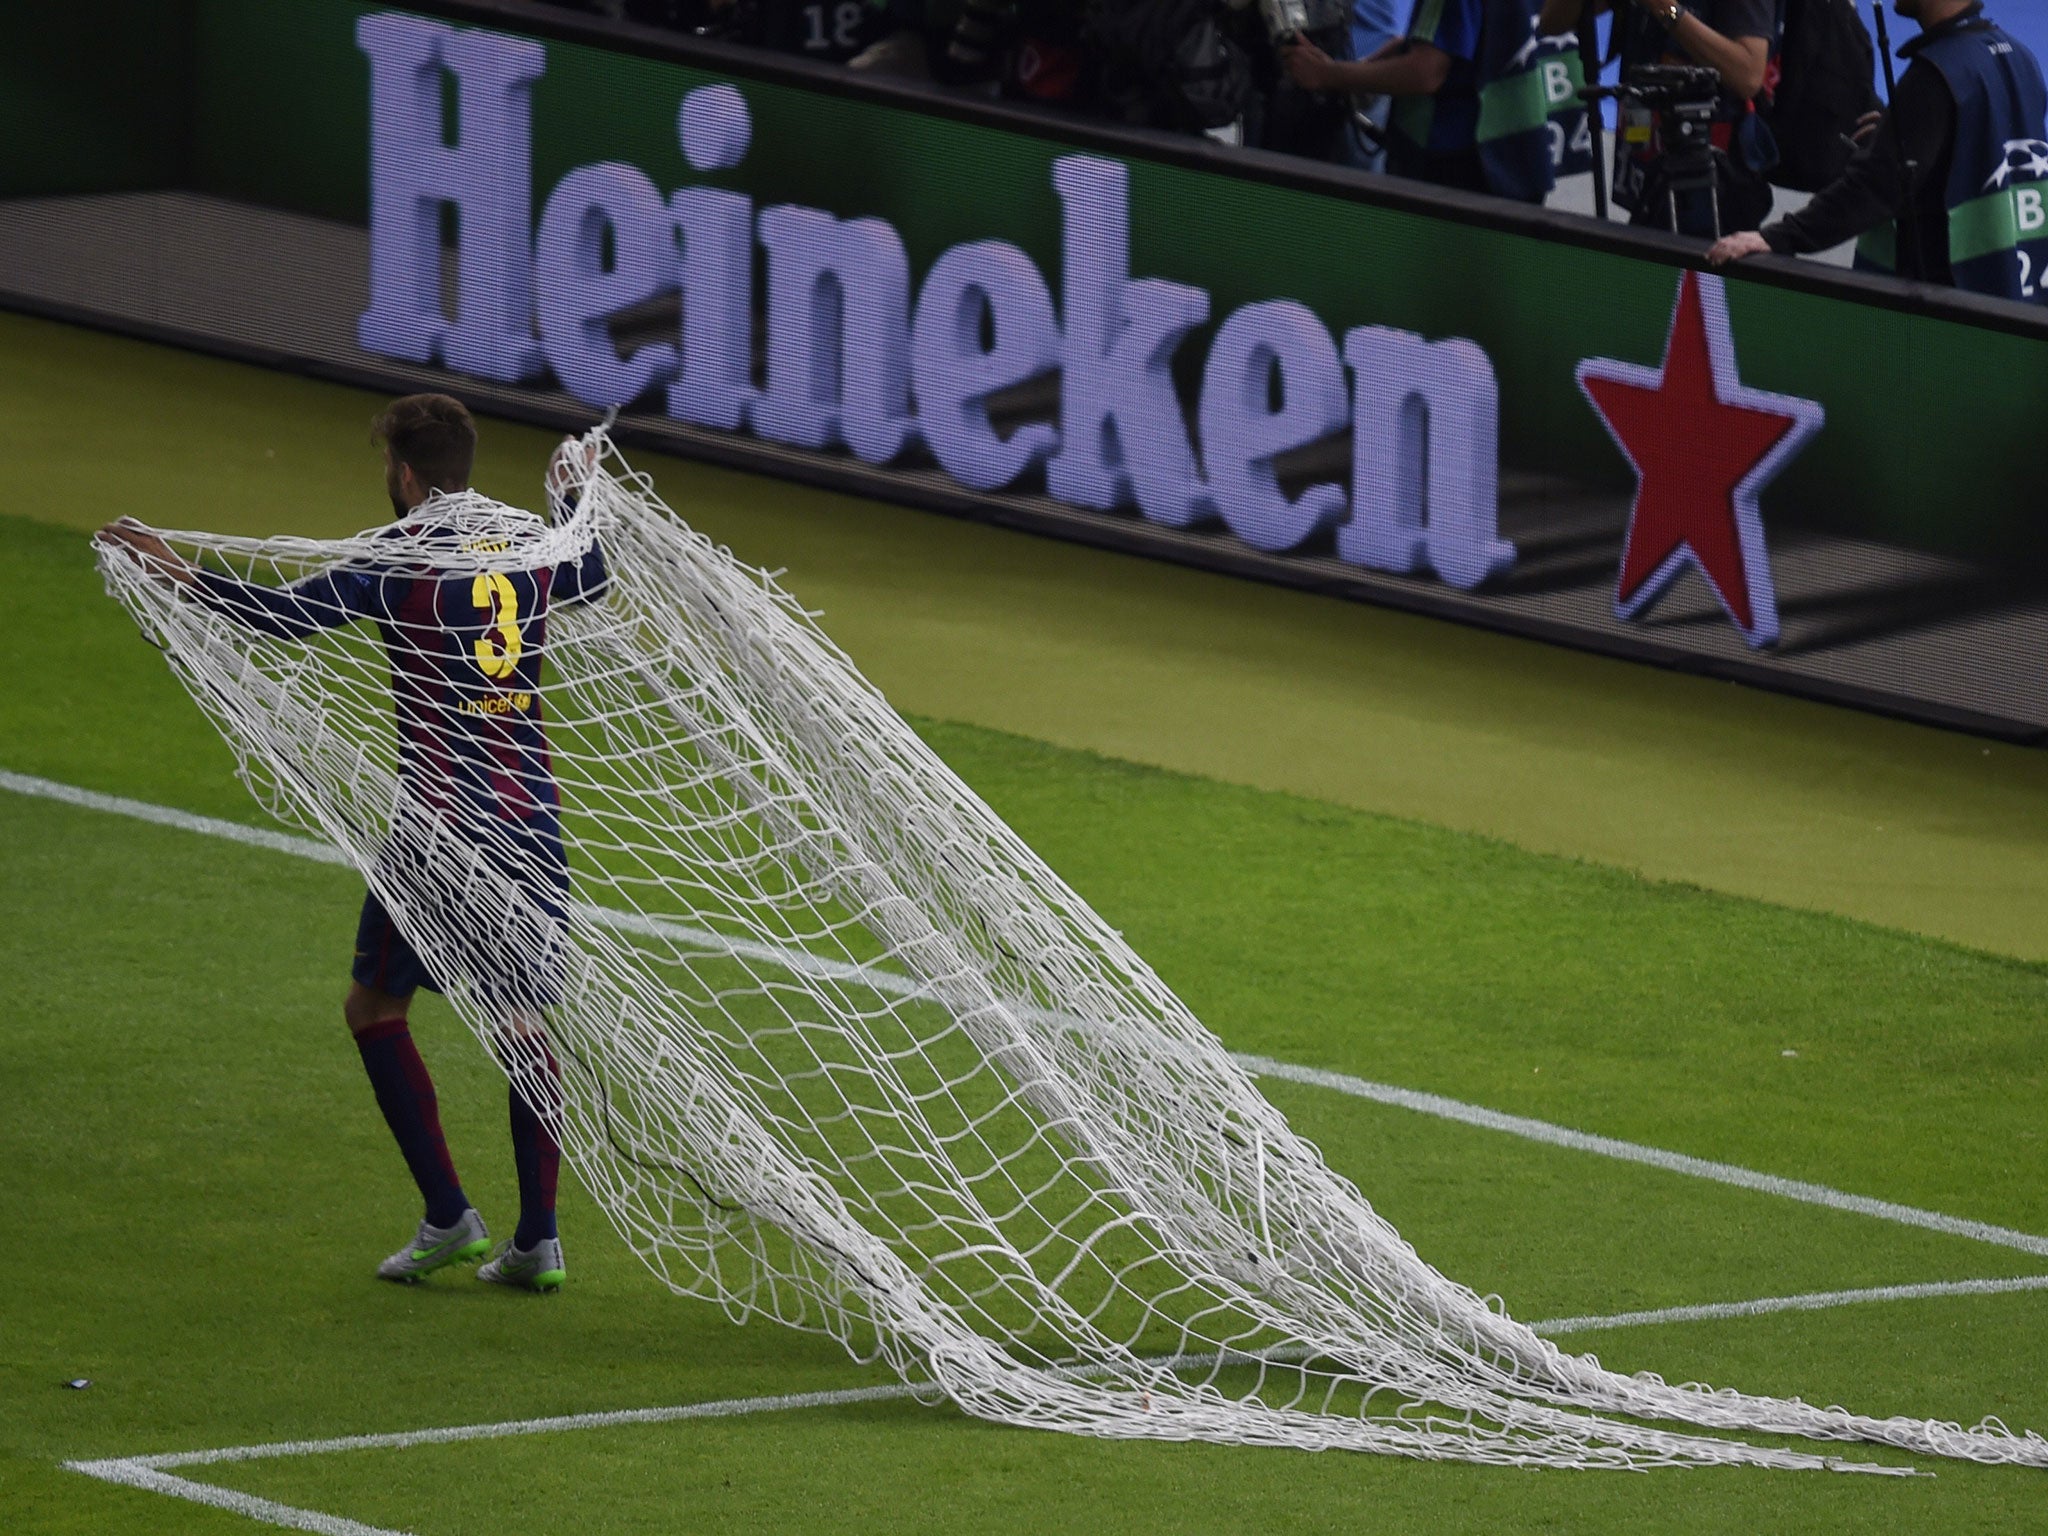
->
[356,13,546,381]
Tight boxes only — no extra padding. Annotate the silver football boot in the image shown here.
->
[376,1208,491,1282]
[477,1236,566,1292]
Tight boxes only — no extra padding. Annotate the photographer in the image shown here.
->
[1710,1,2047,303]
[1250,0,1360,160]
[1084,0,1257,133]
[1256,0,1401,167]
[939,0,1092,96]
[1540,0,1777,234]
[1282,0,1554,200]
[1342,0,1403,170]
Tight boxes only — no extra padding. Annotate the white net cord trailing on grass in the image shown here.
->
[97,428,2048,1474]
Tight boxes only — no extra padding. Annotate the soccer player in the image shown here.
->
[95,394,607,1292]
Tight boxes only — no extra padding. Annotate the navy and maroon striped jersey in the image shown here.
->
[193,508,608,835]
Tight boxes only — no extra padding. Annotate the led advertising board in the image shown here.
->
[3,0,2044,735]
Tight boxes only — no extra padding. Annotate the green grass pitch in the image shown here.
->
[4,314,2048,1532]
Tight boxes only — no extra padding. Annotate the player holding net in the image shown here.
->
[97,421,2048,1472]
[96,395,606,1291]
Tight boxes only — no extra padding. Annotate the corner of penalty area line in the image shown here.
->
[62,1456,410,1536]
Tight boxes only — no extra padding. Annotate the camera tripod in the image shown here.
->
[1582,65,1729,239]
[1642,95,1725,237]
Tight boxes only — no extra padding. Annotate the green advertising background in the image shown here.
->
[7,0,2045,558]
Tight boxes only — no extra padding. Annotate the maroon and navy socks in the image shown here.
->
[503,1035,562,1250]
[354,1016,470,1230]
[354,1017,563,1249]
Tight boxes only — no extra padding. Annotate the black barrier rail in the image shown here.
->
[4,0,2044,741]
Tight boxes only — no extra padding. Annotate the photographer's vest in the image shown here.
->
[1854,19,2048,303]
[1534,31,1593,178]
[1390,0,1556,202]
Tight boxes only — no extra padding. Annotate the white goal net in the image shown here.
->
[97,429,2047,1474]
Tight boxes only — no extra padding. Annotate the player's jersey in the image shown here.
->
[193,504,608,844]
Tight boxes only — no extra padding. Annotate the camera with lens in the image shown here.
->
[1585,62,1726,232]
[1616,62,1722,109]
[1614,63,1721,156]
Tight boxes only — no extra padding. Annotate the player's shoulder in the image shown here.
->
[352,517,450,583]
[424,491,549,542]
[387,494,550,562]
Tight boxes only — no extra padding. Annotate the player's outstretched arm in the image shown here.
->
[95,518,198,589]
[98,517,374,641]
[545,435,598,521]
[547,435,611,608]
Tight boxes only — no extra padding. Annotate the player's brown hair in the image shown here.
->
[370,394,477,494]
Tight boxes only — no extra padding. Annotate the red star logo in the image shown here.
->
[1576,271,1823,648]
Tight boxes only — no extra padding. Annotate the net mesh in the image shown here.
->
[96,429,2048,1473]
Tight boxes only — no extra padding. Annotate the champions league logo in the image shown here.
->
[1576,272,1823,650]
[1985,138,2048,192]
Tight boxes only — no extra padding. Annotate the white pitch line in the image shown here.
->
[61,1386,925,1536]
[101,1383,921,1470]
[62,1457,398,1536]
[77,1273,2048,1470]
[0,769,353,866]
[60,1270,2048,1534]
[10,767,2048,1260]
[1532,1271,2048,1336]
[1236,1054,2048,1258]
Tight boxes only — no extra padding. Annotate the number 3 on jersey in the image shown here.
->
[472,570,523,680]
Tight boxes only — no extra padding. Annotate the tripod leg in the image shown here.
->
[1579,17,1608,221]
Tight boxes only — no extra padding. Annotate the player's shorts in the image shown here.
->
[350,816,572,1015]
[353,887,440,999]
